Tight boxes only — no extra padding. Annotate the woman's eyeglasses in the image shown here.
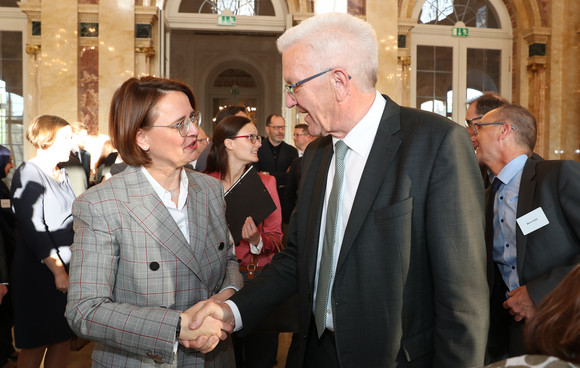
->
[228,134,262,144]
[151,111,201,137]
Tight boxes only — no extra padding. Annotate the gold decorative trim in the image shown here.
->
[398,56,411,67]
[25,44,41,55]
[135,47,155,57]
[527,63,546,72]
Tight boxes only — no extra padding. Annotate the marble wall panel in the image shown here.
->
[79,46,99,135]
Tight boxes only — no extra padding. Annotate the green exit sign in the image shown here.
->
[217,15,236,26]
[452,27,469,37]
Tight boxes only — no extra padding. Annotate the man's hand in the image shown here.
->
[503,285,537,322]
[178,300,235,353]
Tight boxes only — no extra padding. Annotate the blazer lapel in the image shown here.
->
[123,167,201,276]
[185,173,209,277]
[337,97,402,272]
[515,158,537,274]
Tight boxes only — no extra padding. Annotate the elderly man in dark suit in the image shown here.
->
[473,103,580,362]
[185,13,489,367]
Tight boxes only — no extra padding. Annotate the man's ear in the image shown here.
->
[331,68,351,102]
[136,129,150,151]
[499,122,515,140]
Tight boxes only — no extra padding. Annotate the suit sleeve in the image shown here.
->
[65,196,180,364]
[525,160,580,304]
[426,125,489,366]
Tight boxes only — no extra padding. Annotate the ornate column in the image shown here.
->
[135,6,159,77]
[98,0,134,135]
[18,1,41,123]
[397,18,415,107]
[367,0,398,101]
[523,27,550,157]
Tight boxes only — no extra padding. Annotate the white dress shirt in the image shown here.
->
[312,91,385,331]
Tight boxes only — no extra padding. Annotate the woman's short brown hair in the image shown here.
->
[26,114,70,150]
[109,76,196,166]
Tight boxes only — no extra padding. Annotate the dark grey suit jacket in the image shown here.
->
[231,95,489,367]
[488,158,580,303]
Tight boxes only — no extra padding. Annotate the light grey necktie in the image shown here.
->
[315,140,349,337]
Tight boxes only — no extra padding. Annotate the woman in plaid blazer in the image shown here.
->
[65,77,243,367]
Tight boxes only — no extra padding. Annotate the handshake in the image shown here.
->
[177,295,236,353]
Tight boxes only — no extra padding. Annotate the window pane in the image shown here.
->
[182,0,275,16]
[0,31,24,169]
[419,0,500,28]
[416,45,453,118]
[466,48,501,98]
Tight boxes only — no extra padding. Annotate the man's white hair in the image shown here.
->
[277,13,378,92]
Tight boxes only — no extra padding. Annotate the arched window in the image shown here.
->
[410,0,512,124]
[180,0,275,16]
[419,0,500,28]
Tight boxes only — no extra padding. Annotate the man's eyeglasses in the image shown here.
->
[465,116,482,128]
[150,111,201,137]
[285,68,351,101]
[293,133,309,137]
[228,134,262,144]
[269,126,286,131]
[473,122,516,136]
[285,68,333,101]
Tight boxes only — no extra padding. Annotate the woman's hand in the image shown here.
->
[54,273,69,294]
[210,288,235,302]
[43,252,69,294]
[241,216,260,246]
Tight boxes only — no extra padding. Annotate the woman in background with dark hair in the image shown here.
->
[195,105,248,172]
[205,115,283,368]
[10,115,76,368]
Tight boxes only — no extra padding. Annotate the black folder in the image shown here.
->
[224,166,277,244]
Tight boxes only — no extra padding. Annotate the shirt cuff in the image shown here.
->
[249,236,263,255]
[224,300,243,332]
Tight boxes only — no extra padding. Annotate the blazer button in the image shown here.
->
[150,262,160,271]
[219,242,224,250]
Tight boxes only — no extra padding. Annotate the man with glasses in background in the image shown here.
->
[292,123,313,157]
[465,92,509,188]
[255,114,298,228]
[186,13,489,367]
[474,103,580,363]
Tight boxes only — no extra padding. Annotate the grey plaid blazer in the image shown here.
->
[66,166,243,367]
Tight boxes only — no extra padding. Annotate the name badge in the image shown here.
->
[0,199,10,209]
[517,207,549,235]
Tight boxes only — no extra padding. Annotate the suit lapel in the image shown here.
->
[516,158,537,274]
[337,98,401,273]
[123,167,202,278]
[304,138,334,285]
